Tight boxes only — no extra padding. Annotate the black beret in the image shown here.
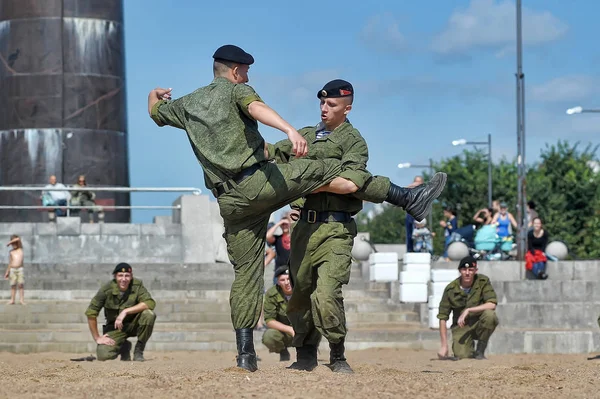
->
[317,79,354,99]
[212,44,254,65]
[274,266,289,279]
[113,262,132,274]
[458,256,477,269]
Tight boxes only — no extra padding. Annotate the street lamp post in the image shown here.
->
[452,134,493,208]
[566,106,600,115]
[397,160,435,229]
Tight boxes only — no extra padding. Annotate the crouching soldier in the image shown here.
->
[262,267,294,361]
[85,263,157,361]
[437,256,499,359]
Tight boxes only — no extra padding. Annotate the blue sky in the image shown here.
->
[124,0,600,222]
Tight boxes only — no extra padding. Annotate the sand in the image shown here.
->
[1,348,599,399]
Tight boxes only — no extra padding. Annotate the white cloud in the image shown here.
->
[529,75,598,103]
[431,0,568,56]
[360,13,408,53]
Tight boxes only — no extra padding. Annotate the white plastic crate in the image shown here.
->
[430,281,449,297]
[403,263,432,275]
[428,307,453,329]
[403,252,431,265]
[369,263,399,282]
[399,270,429,284]
[431,269,459,282]
[399,283,428,303]
[368,252,398,265]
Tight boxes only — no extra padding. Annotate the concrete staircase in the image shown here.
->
[0,262,428,354]
[2,260,600,355]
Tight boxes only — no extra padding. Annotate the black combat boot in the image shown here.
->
[236,328,258,372]
[119,340,131,361]
[328,339,353,374]
[279,347,291,362]
[474,341,488,360]
[386,172,447,222]
[133,341,146,362]
[286,345,318,371]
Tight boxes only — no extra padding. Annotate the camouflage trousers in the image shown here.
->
[217,157,391,330]
[97,309,156,361]
[451,309,499,359]
[286,219,357,347]
[262,328,293,353]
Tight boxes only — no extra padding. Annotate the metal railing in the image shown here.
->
[0,186,202,211]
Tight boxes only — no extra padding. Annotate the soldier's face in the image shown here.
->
[459,267,477,285]
[233,64,249,84]
[277,275,292,295]
[320,97,351,128]
[115,272,132,291]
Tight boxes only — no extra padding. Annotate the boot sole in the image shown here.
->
[410,172,447,222]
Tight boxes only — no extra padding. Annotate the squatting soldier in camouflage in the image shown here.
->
[148,44,446,372]
[262,267,294,361]
[85,263,156,362]
[437,256,499,359]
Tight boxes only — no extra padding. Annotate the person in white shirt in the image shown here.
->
[42,175,71,217]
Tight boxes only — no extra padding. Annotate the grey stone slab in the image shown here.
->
[523,331,595,354]
[546,261,574,280]
[101,223,140,236]
[495,303,598,329]
[56,217,80,236]
[572,261,600,280]
[0,223,35,235]
[500,280,562,303]
[81,223,100,235]
[174,195,215,263]
[153,215,173,226]
[35,223,57,236]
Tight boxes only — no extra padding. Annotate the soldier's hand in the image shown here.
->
[153,87,172,101]
[287,130,308,157]
[437,346,449,359]
[114,311,127,330]
[96,334,115,346]
[457,308,470,328]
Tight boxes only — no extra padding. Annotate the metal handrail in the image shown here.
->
[0,186,202,195]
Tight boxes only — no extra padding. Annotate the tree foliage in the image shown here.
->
[358,141,600,259]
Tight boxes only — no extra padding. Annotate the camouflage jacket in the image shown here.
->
[263,285,291,326]
[437,274,497,325]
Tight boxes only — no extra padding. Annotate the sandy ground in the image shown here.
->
[1,348,600,399]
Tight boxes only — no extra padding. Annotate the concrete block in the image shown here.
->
[153,215,173,226]
[56,217,80,236]
[399,270,429,284]
[81,223,100,235]
[572,261,600,280]
[403,252,431,264]
[0,223,34,236]
[173,195,215,263]
[140,224,168,236]
[523,331,595,354]
[547,261,574,280]
[476,261,521,281]
[399,283,428,303]
[101,223,140,236]
[500,280,562,303]
[370,264,398,282]
[369,252,398,265]
[35,223,57,236]
[403,263,431,275]
[496,303,598,329]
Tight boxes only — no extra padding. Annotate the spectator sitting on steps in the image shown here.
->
[42,175,70,220]
[70,175,104,223]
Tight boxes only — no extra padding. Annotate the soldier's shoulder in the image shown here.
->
[445,278,460,290]
[476,274,492,284]
[99,280,114,293]
[131,278,145,287]
[265,285,279,298]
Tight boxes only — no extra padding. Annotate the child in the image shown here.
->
[4,235,25,305]
[412,220,434,254]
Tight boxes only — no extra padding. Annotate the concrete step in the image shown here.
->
[1,328,597,355]
[495,303,600,329]
[493,280,600,303]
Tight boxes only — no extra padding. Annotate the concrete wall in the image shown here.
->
[0,195,229,264]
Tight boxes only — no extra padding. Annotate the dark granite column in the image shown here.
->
[0,0,130,222]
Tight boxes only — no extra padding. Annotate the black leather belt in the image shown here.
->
[212,163,263,197]
[300,210,352,224]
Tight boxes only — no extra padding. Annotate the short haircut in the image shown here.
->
[213,59,237,76]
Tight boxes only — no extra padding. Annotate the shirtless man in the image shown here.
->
[3,235,25,305]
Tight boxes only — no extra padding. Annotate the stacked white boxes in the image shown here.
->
[428,269,459,329]
[368,252,399,282]
[398,253,431,303]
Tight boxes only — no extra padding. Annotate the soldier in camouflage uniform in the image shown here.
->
[437,256,499,359]
[262,266,294,361]
[268,79,399,373]
[85,263,156,362]
[148,44,446,372]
